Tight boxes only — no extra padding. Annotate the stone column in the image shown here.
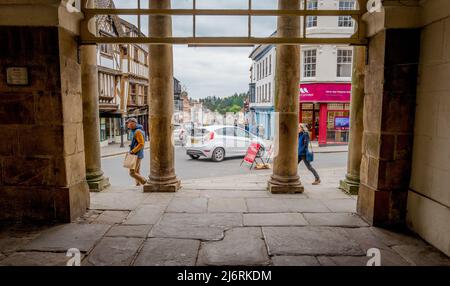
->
[268,0,303,194]
[80,0,110,192]
[357,28,420,227]
[144,0,181,192]
[339,46,366,195]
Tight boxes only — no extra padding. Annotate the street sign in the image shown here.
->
[243,142,261,165]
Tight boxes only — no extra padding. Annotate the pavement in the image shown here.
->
[0,167,449,266]
[100,141,348,158]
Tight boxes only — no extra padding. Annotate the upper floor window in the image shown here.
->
[303,49,317,78]
[337,49,353,77]
[134,47,139,62]
[269,55,272,75]
[306,0,318,28]
[338,0,355,27]
[100,44,113,56]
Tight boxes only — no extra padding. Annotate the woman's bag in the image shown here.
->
[123,153,138,169]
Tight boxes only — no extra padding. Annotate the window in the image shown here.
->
[338,0,355,27]
[269,55,272,75]
[258,63,261,80]
[265,58,268,77]
[134,47,139,62]
[337,49,353,77]
[268,82,271,102]
[306,0,318,28]
[303,49,317,78]
[236,128,247,138]
[100,44,112,56]
[224,127,237,137]
[265,84,268,102]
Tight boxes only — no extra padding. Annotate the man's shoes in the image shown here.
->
[312,179,321,185]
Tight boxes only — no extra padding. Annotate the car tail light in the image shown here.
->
[209,132,215,140]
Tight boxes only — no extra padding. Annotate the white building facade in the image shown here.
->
[248,0,356,145]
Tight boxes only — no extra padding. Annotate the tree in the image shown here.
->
[200,92,248,115]
[229,104,242,113]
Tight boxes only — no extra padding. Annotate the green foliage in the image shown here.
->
[200,92,247,115]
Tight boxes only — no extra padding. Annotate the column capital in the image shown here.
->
[363,2,421,37]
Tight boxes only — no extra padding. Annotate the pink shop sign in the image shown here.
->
[299,83,351,102]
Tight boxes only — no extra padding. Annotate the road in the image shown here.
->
[101,147,348,186]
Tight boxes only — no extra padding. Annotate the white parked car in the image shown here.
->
[185,125,266,162]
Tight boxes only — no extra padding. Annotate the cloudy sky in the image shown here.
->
[112,0,278,99]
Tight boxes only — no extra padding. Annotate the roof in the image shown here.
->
[248,30,277,60]
[95,0,125,37]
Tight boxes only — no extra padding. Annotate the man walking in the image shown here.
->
[126,118,147,186]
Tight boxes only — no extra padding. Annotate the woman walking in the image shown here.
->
[298,124,321,185]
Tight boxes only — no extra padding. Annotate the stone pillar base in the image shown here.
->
[339,176,360,195]
[267,176,304,194]
[87,176,110,193]
[144,179,181,193]
[86,171,110,192]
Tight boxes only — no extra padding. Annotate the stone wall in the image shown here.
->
[408,5,450,256]
[0,26,89,222]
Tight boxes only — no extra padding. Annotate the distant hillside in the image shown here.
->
[200,93,247,115]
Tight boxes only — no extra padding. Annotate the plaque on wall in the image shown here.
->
[6,67,29,86]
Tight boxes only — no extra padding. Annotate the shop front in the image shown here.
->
[299,83,351,146]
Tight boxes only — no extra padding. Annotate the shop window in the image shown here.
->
[327,110,350,144]
[303,49,317,78]
[337,49,353,77]
[100,118,107,142]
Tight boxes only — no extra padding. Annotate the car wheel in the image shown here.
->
[212,148,225,162]
[189,155,200,160]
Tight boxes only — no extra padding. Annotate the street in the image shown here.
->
[101,147,348,186]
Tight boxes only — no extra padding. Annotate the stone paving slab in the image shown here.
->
[197,228,270,266]
[319,199,357,213]
[246,198,329,213]
[90,191,149,210]
[392,245,450,266]
[149,213,242,241]
[208,198,247,213]
[369,227,427,247]
[243,213,308,226]
[305,190,351,200]
[303,213,369,227]
[0,251,79,266]
[94,211,130,225]
[166,197,208,213]
[105,225,153,238]
[174,189,202,198]
[343,227,392,251]
[150,224,225,241]
[142,194,174,206]
[317,256,369,266]
[123,205,165,225]
[21,224,110,253]
[156,213,243,228]
[85,237,143,266]
[271,256,320,266]
[134,238,200,266]
[263,227,364,256]
[201,190,270,198]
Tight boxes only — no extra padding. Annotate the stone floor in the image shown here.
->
[0,167,449,266]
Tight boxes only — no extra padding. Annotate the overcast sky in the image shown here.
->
[112,0,278,99]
